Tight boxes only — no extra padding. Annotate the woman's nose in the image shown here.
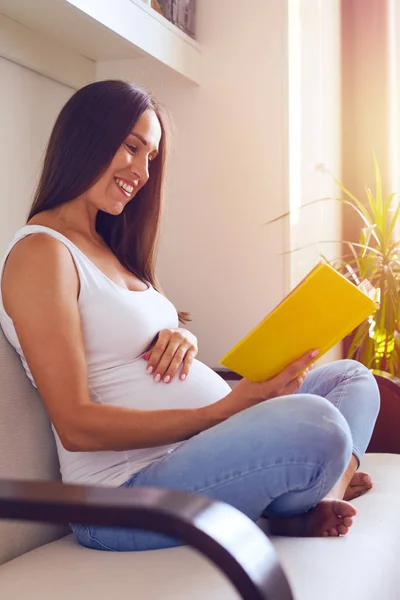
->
[129,156,149,182]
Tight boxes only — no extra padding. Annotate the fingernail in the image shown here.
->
[363,475,371,483]
[154,374,161,382]
[180,374,186,381]
[310,350,319,358]
[147,366,153,374]
[164,375,171,383]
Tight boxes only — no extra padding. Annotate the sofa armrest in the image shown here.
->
[0,479,293,600]
[214,368,241,381]
[373,370,400,397]
[367,370,400,453]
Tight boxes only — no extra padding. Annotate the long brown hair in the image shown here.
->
[28,80,188,322]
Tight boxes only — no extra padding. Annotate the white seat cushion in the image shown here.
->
[272,454,400,600]
[0,453,399,600]
[0,536,242,600]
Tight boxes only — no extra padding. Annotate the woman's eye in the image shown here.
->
[125,143,137,154]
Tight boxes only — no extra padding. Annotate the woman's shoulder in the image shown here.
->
[6,228,73,267]
[2,230,78,299]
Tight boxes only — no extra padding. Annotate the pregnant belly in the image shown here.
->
[88,358,232,410]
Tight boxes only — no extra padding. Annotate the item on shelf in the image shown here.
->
[158,0,173,20]
[175,0,196,38]
[159,0,196,39]
[151,0,164,15]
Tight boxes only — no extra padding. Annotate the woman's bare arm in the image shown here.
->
[1,234,227,452]
[2,235,315,453]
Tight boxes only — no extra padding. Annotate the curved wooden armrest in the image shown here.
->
[0,479,293,600]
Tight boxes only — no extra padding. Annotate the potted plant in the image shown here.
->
[333,157,400,375]
[268,155,400,452]
[335,157,400,452]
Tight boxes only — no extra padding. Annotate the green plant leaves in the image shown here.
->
[265,154,400,374]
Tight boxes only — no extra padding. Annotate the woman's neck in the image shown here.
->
[29,198,100,242]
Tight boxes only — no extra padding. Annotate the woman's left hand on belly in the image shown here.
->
[142,328,198,383]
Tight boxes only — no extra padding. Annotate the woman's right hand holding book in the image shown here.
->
[214,350,319,420]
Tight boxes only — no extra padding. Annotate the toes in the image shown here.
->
[350,484,373,495]
[345,487,368,501]
[350,474,373,491]
[344,472,373,500]
[360,473,372,486]
[343,516,353,528]
[344,489,361,501]
[353,472,371,485]
[322,523,350,537]
[333,500,357,517]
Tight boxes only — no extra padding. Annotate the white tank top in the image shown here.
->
[0,225,231,486]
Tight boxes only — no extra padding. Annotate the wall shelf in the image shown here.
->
[0,0,201,84]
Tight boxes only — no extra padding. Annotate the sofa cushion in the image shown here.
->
[0,535,242,600]
[0,326,66,565]
[272,453,400,600]
[0,453,399,600]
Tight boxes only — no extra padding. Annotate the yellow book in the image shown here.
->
[220,261,377,382]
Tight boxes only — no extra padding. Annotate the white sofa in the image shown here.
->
[1,327,399,600]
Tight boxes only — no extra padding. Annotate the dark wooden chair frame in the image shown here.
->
[0,478,293,600]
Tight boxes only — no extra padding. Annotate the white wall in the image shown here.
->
[0,14,94,255]
[0,1,342,369]
[97,0,291,367]
[0,58,74,254]
[98,0,342,368]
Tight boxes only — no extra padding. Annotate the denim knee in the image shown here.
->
[294,393,353,479]
[333,359,380,460]
[338,359,380,415]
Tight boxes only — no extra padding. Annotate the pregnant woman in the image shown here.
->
[0,80,379,551]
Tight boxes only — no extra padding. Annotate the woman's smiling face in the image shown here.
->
[82,109,162,215]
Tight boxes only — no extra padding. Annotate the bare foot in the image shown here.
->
[268,498,357,537]
[343,472,373,501]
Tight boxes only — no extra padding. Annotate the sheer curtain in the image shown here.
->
[341,0,396,242]
[288,0,342,362]
[288,0,341,288]
[388,0,400,232]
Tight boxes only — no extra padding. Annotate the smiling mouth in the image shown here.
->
[115,177,136,198]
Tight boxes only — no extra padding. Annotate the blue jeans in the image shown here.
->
[73,360,380,551]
